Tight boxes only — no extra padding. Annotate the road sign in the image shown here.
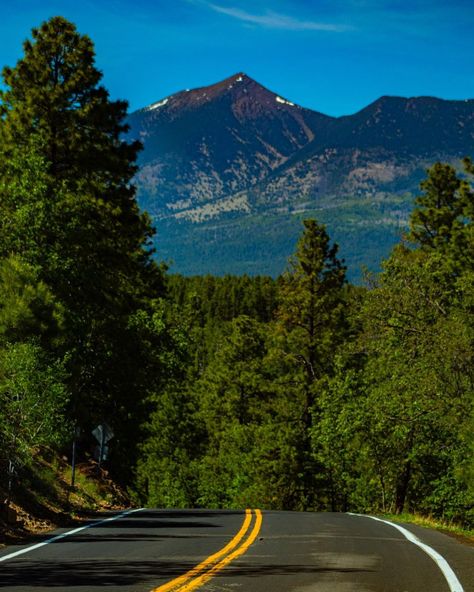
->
[93,444,109,462]
[92,423,114,444]
[92,423,114,468]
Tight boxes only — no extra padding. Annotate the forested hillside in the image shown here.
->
[138,186,473,523]
[0,17,472,531]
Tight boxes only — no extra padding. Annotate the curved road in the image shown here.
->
[0,509,473,591]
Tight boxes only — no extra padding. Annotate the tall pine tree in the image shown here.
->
[275,219,347,509]
[0,17,164,479]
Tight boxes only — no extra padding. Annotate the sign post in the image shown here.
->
[92,423,114,469]
[71,426,81,488]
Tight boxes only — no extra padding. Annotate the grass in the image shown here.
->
[380,512,474,544]
[63,464,119,511]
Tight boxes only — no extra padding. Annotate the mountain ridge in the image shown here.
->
[126,74,474,281]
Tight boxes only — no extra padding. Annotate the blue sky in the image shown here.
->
[1,0,474,116]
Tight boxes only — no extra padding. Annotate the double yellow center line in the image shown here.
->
[153,509,263,592]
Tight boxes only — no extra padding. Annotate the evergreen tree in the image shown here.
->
[0,255,69,490]
[0,17,164,479]
[409,160,474,272]
[274,219,347,509]
[0,16,141,191]
[359,246,473,516]
[0,255,63,346]
[357,160,474,518]
[409,162,466,249]
[277,219,346,386]
[194,316,280,508]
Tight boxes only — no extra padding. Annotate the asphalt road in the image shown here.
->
[0,508,473,591]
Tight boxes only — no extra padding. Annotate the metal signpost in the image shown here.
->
[70,426,81,488]
[92,423,114,469]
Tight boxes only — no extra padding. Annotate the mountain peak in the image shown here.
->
[228,72,252,82]
[140,73,305,116]
[193,72,261,98]
[127,75,474,281]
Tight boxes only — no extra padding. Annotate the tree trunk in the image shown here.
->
[395,459,412,514]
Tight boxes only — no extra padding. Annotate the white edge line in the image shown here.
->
[347,513,464,592]
[0,507,144,563]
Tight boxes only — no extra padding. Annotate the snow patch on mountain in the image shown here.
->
[276,96,295,107]
[147,98,169,110]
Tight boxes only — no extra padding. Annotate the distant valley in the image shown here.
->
[126,73,474,281]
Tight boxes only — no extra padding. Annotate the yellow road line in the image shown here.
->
[179,509,263,592]
[152,509,253,592]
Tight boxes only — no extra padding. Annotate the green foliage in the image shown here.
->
[0,342,69,469]
[0,16,471,527]
[358,256,473,517]
[0,16,167,484]
[137,179,472,527]
[273,219,347,509]
[409,162,466,248]
[351,161,474,520]
[409,160,474,272]
[136,221,349,511]
[0,255,63,345]
[0,16,141,192]
[194,317,270,506]
[135,385,200,508]
[277,219,346,383]
[166,274,278,324]
[0,254,68,482]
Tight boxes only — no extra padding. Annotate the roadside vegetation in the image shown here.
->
[0,17,472,537]
[382,513,474,545]
[0,451,129,545]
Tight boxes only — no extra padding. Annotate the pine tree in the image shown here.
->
[277,219,346,390]
[0,17,159,294]
[409,161,473,272]
[0,17,140,190]
[357,160,474,516]
[409,162,465,248]
[275,219,347,509]
[0,17,164,477]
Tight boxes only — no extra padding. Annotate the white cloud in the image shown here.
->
[201,2,351,32]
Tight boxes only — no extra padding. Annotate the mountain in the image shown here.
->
[126,74,474,281]
[126,73,330,215]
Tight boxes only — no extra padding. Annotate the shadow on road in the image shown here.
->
[0,559,375,588]
[1,510,232,548]
[79,518,221,531]
[120,510,243,520]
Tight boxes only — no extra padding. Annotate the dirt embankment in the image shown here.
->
[0,452,130,547]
